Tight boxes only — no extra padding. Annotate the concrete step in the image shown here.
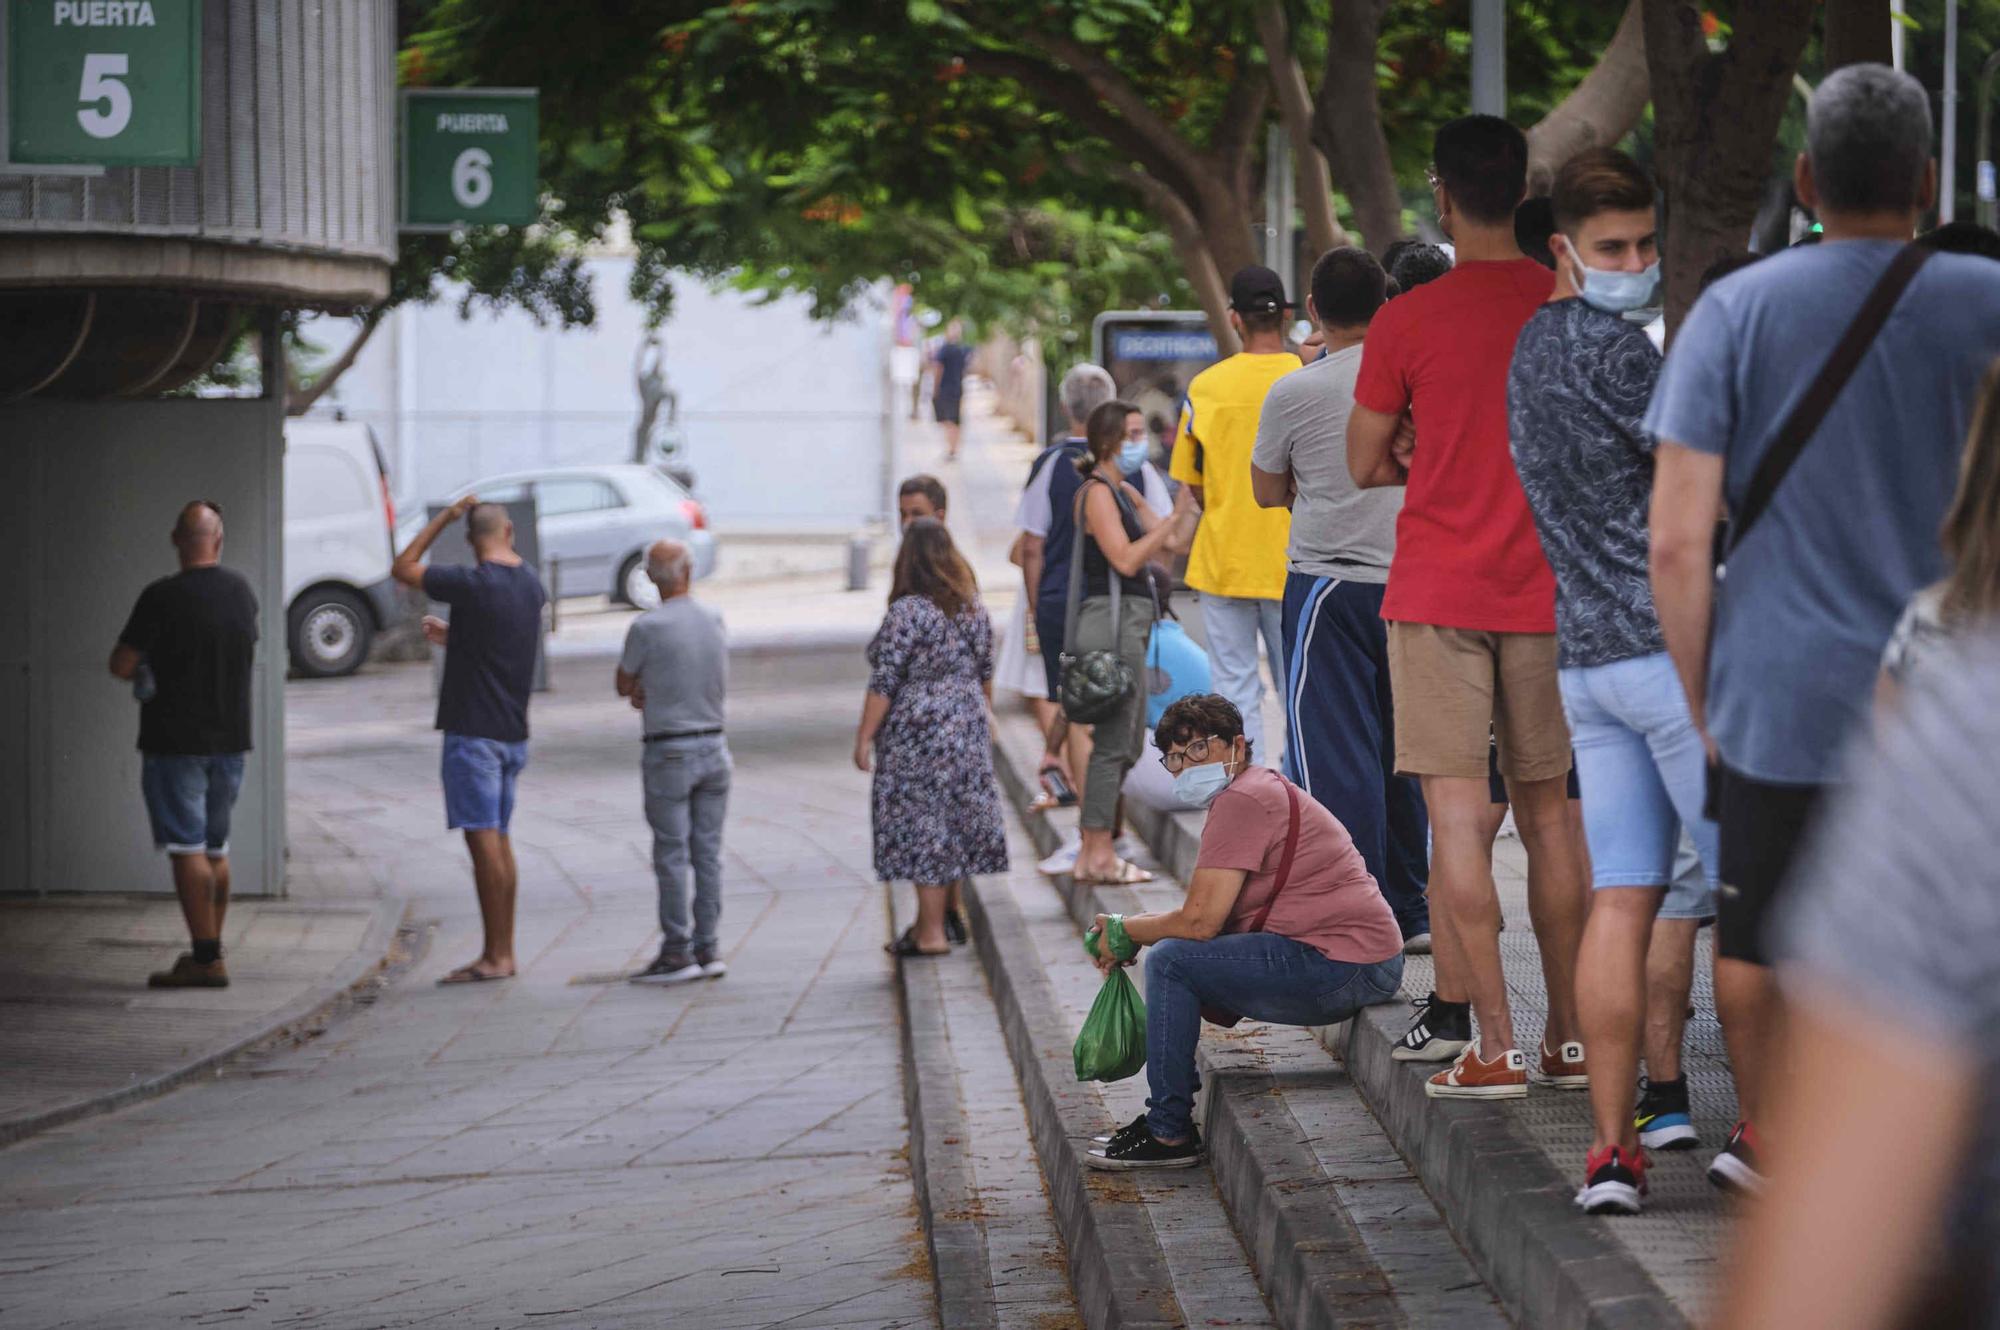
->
[988,711,1503,1329]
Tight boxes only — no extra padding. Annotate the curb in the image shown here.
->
[1003,725,1689,1330]
[891,897,1001,1330]
[0,894,409,1150]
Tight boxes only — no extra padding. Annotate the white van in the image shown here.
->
[284,420,402,678]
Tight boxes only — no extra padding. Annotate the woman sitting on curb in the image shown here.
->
[1085,694,1406,1170]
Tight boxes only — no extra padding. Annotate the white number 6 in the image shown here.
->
[77,53,132,139]
[451,148,493,209]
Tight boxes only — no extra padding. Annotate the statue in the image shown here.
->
[632,333,680,465]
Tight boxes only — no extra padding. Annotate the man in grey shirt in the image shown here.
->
[1251,246,1429,949]
[615,539,732,985]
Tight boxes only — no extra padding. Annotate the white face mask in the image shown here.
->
[1172,761,1233,807]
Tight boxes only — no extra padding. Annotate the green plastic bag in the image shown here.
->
[1073,968,1147,1082]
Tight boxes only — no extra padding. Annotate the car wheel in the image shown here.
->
[618,553,661,610]
[289,587,373,678]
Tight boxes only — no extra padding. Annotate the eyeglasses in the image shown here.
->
[1159,735,1228,774]
[1424,165,1441,192]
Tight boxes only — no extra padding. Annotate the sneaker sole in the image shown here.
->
[1083,1151,1203,1171]
[1530,1071,1590,1089]
[1576,1180,1643,1214]
[1639,1122,1699,1151]
[700,964,728,979]
[1391,1038,1470,1063]
[1707,1152,1764,1195]
[1424,1079,1529,1100]
[631,968,705,986]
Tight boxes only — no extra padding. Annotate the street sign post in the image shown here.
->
[401,88,538,231]
[6,0,201,166]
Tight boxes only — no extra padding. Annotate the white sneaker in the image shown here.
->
[1037,834,1081,877]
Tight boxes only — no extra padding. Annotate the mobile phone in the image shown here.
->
[1040,766,1077,805]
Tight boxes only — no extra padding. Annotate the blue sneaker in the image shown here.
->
[1635,1076,1698,1151]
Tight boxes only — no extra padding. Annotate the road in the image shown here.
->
[0,649,938,1330]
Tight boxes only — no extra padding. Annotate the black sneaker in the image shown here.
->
[1085,1126,1203,1170]
[631,951,703,986]
[944,909,970,946]
[1708,1119,1764,1194]
[1635,1075,1698,1151]
[694,946,728,979]
[1391,992,1472,1063]
[1091,1112,1158,1147]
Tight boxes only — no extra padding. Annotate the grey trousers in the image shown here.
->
[642,736,733,952]
[1072,592,1154,831]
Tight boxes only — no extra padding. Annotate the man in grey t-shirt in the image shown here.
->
[1250,246,1428,948]
[615,539,732,985]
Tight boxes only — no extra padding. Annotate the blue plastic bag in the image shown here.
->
[1146,618,1211,727]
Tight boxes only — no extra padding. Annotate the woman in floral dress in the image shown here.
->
[854,519,1009,956]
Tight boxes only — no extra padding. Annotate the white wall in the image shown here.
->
[310,262,895,535]
[0,400,286,897]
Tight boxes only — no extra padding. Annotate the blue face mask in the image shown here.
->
[1572,256,1660,315]
[1118,438,1150,475]
[1172,760,1235,808]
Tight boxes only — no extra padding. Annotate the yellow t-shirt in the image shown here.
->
[1169,351,1300,600]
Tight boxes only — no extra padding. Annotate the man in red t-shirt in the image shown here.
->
[1346,115,1588,1101]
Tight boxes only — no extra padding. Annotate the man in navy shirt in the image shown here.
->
[394,495,547,984]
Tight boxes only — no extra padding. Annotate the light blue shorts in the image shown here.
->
[1559,653,1717,920]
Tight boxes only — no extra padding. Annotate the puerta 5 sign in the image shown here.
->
[6,0,201,166]
[401,88,538,230]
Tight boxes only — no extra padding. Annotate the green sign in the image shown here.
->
[6,0,201,166]
[402,88,538,231]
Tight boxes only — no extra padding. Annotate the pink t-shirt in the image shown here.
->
[1195,768,1402,965]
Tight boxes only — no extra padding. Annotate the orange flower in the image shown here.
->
[1700,10,1721,38]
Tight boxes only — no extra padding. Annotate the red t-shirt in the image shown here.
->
[1195,768,1402,965]
[1353,258,1558,632]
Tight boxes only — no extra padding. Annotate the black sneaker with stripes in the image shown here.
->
[1391,991,1472,1063]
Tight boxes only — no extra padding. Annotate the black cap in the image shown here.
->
[1229,265,1291,315]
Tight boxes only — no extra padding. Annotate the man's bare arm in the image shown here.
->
[1346,404,1408,489]
[108,643,141,680]
[392,493,477,589]
[1649,443,1725,744]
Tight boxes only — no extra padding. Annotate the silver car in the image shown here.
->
[420,464,718,607]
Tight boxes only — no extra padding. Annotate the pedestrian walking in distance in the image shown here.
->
[616,539,732,985]
[393,495,546,984]
[108,500,259,989]
[856,518,1008,956]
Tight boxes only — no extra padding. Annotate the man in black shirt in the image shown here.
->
[394,495,546,984]
[109,501,260,989]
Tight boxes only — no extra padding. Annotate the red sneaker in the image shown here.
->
[1424,1043,1528,1099]
[1532,1038,1589,1089]
[1576,1144,1648,1214]
[1708,1119,1765,1194]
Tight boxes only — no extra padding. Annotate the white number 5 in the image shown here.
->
[77,53,132,140]
[451,148,493,209]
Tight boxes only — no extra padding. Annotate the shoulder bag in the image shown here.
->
[1057,476,1152,724]
[1201,780,1302,1029]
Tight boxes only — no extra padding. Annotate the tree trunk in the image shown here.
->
[1824,0,1893,71]
[1313,0,1404,256]
[1644,0,1817,339]
[1255,0,1345,255]
[1525,0,1652,194]
[286,309,383,417]
[1099,159,1240,354]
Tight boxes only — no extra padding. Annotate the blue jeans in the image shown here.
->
[1558,653,1718,905]
[643,736,733,952]
[1200,594,1285,765]
[1143,933,1403,1139]
[1281,575,1429,938]
[141,753,246,855]
[441,734,530,832]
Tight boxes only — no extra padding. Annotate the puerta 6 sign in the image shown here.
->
[6,0,201,166]
[401,88,538,231]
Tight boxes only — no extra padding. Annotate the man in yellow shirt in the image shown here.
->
[1170,266,1300,763]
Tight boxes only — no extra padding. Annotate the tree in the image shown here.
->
[1525,1,1652,193]
[1824,0,1893,70]
[1644,0,1817,334]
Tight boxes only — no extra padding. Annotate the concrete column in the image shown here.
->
[1471,0,1506,117]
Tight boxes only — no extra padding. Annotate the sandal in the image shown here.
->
[885,927,950,958]
[1075,859,1154,887]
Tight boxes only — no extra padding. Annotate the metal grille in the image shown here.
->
[0,0,395,263]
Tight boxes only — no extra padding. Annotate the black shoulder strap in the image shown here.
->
[1727,243,1932,556]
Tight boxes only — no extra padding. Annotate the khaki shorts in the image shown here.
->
[1385,622,1572,782]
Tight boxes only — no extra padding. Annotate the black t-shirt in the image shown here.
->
[934,342,971,399]
[1079,479,1147,599]
[424,560,545,742]
[118,566,260,755]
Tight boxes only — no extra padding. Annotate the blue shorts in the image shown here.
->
[441,734,529,832]
[1558,653,1718,920]
[142,753,246,857]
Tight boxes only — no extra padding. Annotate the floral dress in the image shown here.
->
[867,595,1010,884]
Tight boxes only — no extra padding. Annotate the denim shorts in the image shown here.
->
[142,753,247,857]
[441,733,529,832]
[1558,652,1718,917]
